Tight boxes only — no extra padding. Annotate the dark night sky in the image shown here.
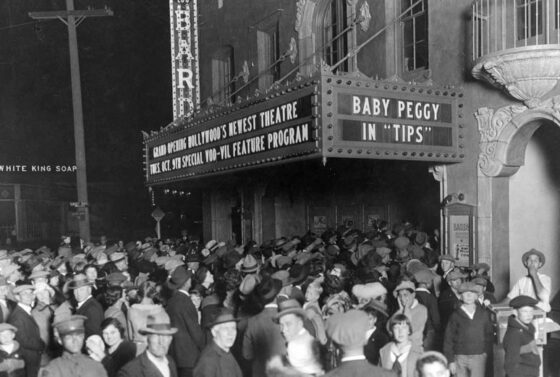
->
[0,0,174,236]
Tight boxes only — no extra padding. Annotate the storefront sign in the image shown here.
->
[321,75,464,162]
[170,0,200,119]
[145,88,319,184]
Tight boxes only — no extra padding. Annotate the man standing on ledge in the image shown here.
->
[505,249,551,312]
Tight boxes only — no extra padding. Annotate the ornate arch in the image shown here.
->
[476,95,560,177]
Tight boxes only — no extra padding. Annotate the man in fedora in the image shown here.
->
[242,276,286,377]
[276,299,323,376]
[70,273,104,337]
[505,248,551,312]
[8,284,44,377]
[117,311,178,377]
[166,266,204,377]
[40,314,107,377]
[193,309,242,377]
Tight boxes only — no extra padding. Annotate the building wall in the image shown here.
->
[193,0,560,301]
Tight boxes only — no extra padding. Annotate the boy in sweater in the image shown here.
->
[443,282,493,377]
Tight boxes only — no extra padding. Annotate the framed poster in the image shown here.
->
[444,203,476,267]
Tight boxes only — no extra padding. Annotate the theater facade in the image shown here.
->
[144,0,560,310]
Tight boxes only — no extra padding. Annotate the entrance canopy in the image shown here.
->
[144,72,465,186]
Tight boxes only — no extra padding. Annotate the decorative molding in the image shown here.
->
[472,47,560,108]
[429,165,445,183]
[288,37,298,64]
[295,0,307,33]
[476,95,560,177]
[359,1,371,32]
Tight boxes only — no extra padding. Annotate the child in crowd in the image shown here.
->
[443,282,493,377]
[503,296,541,377]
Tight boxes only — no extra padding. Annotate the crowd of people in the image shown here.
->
[0,221,550,377]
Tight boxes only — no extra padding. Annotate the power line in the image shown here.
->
[0,20,43,32]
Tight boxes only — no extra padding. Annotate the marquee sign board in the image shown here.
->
[144,85,320,185]
[144,74,465,186]
[320,74,465,162]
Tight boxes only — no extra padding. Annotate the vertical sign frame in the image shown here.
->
[170,0,200,119]
[444,203,476,267]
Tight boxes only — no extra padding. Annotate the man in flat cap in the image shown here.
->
[70,274,104,337]
[324,310,396,377]
[503,296,541,377]
[505,249,551,312]
[438,269,465,331]
[8,285,44,377]
[166,267,204,377]
[193,309,242,377]
[117,311,178,377]
[40,314,107,377]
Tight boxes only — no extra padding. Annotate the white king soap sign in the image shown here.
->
[170,0,200,119]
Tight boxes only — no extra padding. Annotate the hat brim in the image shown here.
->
[458,288,479,294]
[259,279,282,302]
[139,327,178,335]
[275,307,307,321]
[241,266,258,273]
[207,317,240,329]
[68,281,94,290]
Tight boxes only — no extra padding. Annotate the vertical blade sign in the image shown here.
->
[170,0,200,119]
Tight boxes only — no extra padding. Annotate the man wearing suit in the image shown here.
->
[118,311,178,377]
[242,277,286,377]
[8,284,45,377]
[166,267,204,377]
[70,273,104,337]
[324,310,396,377]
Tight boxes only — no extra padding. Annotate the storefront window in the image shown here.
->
[323,0,349,72]
[211,46,234,105]
[401,0,428,72]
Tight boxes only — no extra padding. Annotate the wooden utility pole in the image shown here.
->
[29,1,113,242]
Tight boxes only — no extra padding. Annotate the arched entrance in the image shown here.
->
[509,121,560,293]
[476,97,560,299]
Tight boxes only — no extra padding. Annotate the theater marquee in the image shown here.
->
[320,74,465,162]
[144,85,319,184]
[144,74,465,185]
